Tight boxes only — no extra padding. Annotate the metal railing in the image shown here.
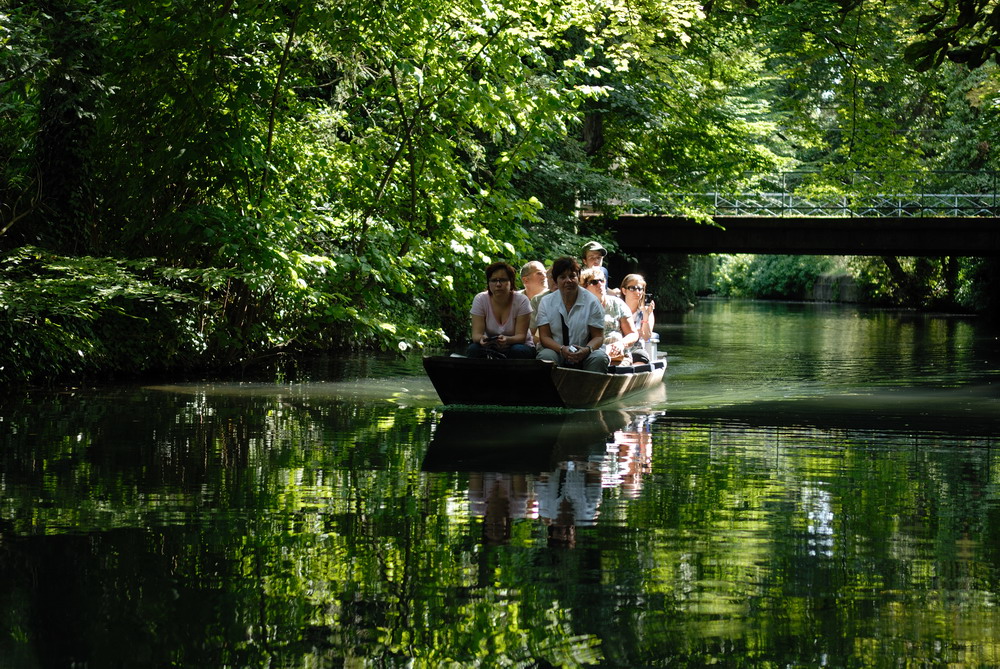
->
[588,171,1000,218]
[678,192,1000,217]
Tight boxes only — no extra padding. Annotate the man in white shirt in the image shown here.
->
[535,256,609,372]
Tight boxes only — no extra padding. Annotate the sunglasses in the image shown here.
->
[587,279,605,286]
[488,278,511,284]
[625,285,645,291]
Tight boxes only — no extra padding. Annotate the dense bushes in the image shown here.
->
[708,253,996,318]
[0,248,201,384]
[712,255,840,300]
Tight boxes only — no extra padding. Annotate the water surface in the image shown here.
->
[2,299,998,667]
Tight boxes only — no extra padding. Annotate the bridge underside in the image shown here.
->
[612,216,1000,256]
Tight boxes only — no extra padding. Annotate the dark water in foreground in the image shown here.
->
[2,300,999,667]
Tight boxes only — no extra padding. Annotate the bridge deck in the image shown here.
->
[612,215,1000,256]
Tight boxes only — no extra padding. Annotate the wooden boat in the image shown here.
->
[422,355,666,409]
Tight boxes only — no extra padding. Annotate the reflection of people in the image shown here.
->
[605,414,654,499]
[535,256,609,372]
[537,460,604,548]
[458,411,658,548]
[467,261,536,359]
[468,472,535,545]
[620,273,654,364]
[581,266,636,366]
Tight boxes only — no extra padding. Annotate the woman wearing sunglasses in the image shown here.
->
[619,274,654,363]
[580,266,637,366]
[467,261,536,359]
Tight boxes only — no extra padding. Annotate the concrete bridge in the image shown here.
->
[611,215,1000,256]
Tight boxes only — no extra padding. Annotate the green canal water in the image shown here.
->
[2,299,998,667]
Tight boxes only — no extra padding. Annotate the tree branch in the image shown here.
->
[257,7,301,207]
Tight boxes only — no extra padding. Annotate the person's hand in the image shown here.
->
[561,344,589,364]
[495,334,509,350]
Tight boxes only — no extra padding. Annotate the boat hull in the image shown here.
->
[422,355,665,409]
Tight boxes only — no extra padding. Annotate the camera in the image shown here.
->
[644,293,655,305]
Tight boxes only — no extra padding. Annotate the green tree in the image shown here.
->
[907,0,1000,70]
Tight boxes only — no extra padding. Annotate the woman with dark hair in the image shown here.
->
[534,256,609,372]
[467,261,536,359]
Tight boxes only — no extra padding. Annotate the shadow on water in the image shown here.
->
[144,376,442,407]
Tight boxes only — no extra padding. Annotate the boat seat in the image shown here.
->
[609,363,648,374]
[608,360,666,374]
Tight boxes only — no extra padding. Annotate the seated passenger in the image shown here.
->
[518,261,549,301]
[535,256,610,372]
[580,266,637,365]
[620,273,654,364]
[467,261,536,359]
[581,240,610,284]
[528,264,554,344]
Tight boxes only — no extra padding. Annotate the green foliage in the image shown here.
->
[3,0,1000,384]
[848,255,974,310]
[907,0,1000,70]
[713,254,839,299]
[0,246,201,384]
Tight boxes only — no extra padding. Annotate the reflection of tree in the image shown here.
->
[619,419,1000,667]
[3,388,1000,667]
[0,388,615,666]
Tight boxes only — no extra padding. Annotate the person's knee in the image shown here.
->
[508,344,536,359]
[584,349,610,372]
[536,348,559,363]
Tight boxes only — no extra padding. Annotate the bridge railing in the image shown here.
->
[674,192,1000,217]
[587,170,1000,218]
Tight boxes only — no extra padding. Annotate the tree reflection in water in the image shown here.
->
[3,313,999,669]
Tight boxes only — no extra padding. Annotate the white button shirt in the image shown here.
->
[535,286,605,347]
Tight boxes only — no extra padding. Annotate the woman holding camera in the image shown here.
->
[467,261,536,359]
[620,273,654,363]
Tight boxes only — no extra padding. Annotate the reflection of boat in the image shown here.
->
[421,409,628,472]
[422,356,666,409]
[422,409,658,547]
